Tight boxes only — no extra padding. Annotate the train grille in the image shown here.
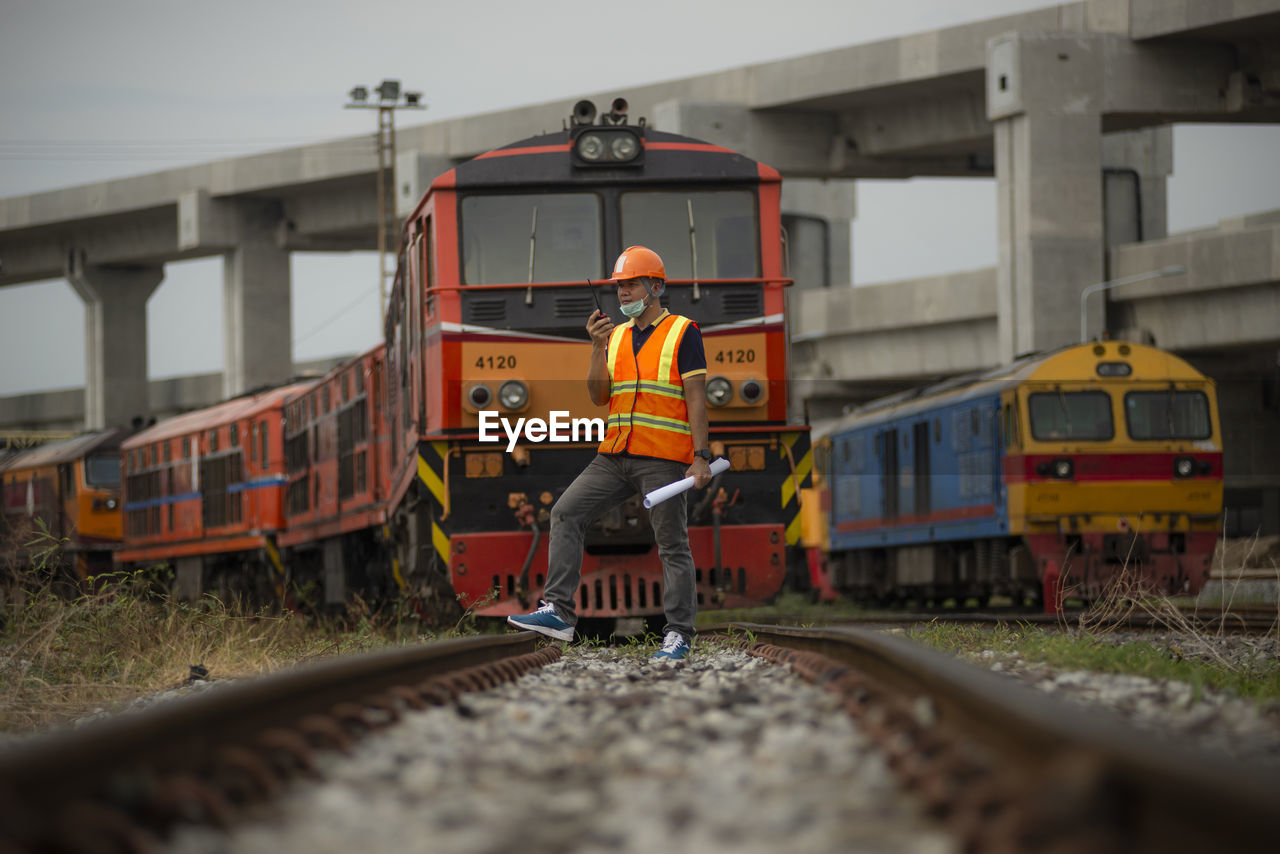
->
[554,295,595,318]
[464,297,507,324]
[720,291,762,317]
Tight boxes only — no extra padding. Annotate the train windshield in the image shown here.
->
[460,193,602,284]
[1124,390,1212,440]
[1027,391,1114,441]
[620,190,758,278]
[85,455,121,487]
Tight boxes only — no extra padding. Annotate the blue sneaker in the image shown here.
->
[651,631,691,661]
[507,600,574,641]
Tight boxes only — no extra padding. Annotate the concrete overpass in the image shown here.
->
[2,0,1279,529]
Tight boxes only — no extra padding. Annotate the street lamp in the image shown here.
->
[1079,264,1186,343]
[345,79,425,332]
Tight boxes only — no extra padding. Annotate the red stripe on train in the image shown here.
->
[1004,452,1222,482]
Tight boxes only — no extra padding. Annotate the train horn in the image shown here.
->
[572,100,597,126]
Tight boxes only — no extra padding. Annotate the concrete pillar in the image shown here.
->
[780,179,856,289]
[988,33,1108,361]
[223,214,292,399]
[1102,127,1172,251]
[66,252,163,430]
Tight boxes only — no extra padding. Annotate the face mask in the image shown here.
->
[619,297,648,319]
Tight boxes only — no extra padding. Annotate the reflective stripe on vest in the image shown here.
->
[599,312,695,463]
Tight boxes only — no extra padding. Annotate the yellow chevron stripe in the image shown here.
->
[264,537,285,577]
[781,449,813,509]
[786,513,803,546]
[391,557,406,592]
[418,452,445,506]
[432,521,450,565]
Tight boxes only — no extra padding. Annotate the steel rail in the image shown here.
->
[725,622,1280,853]
[0,632,550,851]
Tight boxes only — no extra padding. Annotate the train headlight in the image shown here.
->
[105,497,118,511]
[1174,456,1195,478]
[571,128,643,167]
[498,380,529,411]
[1038,458,1074,479]
[468,383,493,409]
[739,378,764,404]
[577,133,605,162]
[706,376,733,407]
[610,134,639,160]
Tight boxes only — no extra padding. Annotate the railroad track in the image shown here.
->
[2,625,1277,853]
[742,605,1279,634]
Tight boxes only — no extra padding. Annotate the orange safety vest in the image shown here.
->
[598,311,695,463]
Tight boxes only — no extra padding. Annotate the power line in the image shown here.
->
[293,283,381,348]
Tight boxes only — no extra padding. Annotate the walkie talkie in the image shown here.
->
[588,278,607,319]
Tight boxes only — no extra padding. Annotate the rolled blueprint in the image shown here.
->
[642,457,731,509]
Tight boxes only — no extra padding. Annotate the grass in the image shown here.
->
[695,592,872,627]
[909,621,1280,704]
[0,539,490,734]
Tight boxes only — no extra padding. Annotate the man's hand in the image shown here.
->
[586,311,614,347]
[686,456,712,489]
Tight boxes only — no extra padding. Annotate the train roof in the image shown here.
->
[821,341,1209,438]
[283,343,385,405]
[0,430,127,473]
[122,382,313,450]
[439,124,775,192]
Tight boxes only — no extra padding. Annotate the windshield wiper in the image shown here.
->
[525,206,538,306]
[687,198,701,303]
[1056,386,1073,437]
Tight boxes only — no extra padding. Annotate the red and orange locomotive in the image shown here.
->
[382,98,809,622]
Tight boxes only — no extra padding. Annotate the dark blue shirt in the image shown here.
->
[630,310,707,379]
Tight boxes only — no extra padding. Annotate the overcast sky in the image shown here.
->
[2,0,1278,396]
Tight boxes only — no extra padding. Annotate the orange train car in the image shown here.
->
[116,383,310,601]
[1,431,125,578]
[275,346,402,606]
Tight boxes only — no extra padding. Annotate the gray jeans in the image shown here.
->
[543,453,696,643]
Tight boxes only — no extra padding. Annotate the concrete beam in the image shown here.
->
[655,100,990,179]
[1107,216,1280,350]
[789,267,998,401]
[1129,0,1280,39]
[839,90,992,158]
[0,207,191,286]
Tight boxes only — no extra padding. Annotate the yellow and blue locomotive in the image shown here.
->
[812,341,1222,610]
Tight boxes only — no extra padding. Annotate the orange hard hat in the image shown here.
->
[609,245,665,282]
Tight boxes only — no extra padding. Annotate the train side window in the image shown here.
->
[260,420,269,466]
[323,386,331,413]
[231,423,239,447]
[182,437,191,458]
[933,419,941,443]
[209,430,218,453]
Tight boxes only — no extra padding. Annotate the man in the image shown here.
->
[508,245,712,660]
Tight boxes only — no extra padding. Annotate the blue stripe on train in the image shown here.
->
[124,475,288,511]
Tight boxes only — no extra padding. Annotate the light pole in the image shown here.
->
[1079,264,1186,343]
[345,81,425,332]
